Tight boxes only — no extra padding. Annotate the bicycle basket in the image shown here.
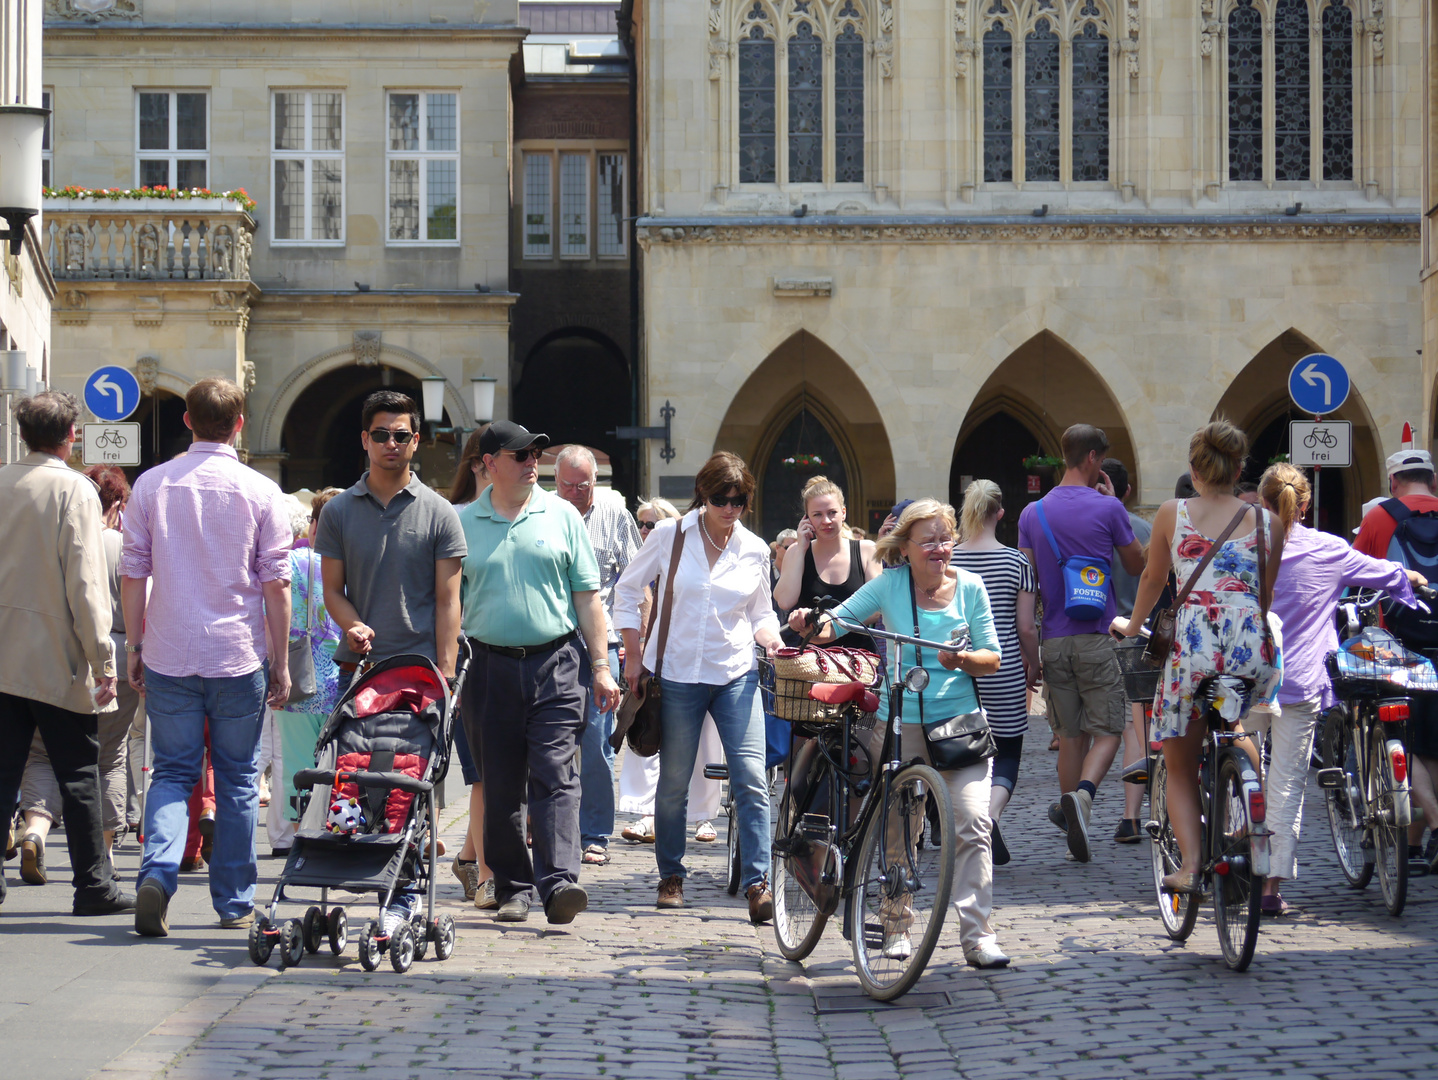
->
[760,650,880,729]
[1114,637,1161,706]
[1327,628,1438,697]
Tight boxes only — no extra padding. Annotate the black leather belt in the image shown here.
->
[475,630,577,660]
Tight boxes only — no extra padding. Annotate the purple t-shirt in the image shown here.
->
[1018,486,1136,640]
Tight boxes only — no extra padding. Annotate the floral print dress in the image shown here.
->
[275,546,343,718]
[1153,501,1278,741]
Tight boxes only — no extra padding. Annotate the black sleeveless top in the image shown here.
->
[800,538,875,652]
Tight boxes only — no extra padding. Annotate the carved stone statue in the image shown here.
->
[353,330,383,366]
[210,226,234,278]
[136,224,161,277]
[135,355,159,397]
[63,225,87,273]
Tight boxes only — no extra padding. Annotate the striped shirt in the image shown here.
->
[950,546,1035,736]
[582,495,643,642]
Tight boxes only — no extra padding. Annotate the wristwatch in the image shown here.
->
[125,641,143,653]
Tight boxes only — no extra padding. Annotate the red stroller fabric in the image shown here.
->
[353,666,444,718]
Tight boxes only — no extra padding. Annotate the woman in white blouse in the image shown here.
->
[614,452,784,923]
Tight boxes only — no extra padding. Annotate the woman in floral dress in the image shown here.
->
[1111,421,1282,893]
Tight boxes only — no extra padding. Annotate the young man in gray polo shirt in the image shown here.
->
[317,391,466,679]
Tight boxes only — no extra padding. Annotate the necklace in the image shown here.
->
[699,513,732,553]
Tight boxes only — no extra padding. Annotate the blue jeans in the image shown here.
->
[579,644,621,849]
[139,666,267,918]
[656,671,771,889]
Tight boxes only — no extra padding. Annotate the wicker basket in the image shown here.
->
[761,647,880,727]
[1114,637,1162,706]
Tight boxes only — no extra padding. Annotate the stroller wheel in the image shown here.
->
[411,919,430,962]
[433,914,456,960]
[358,920,382,972]
[389,922,416,974]
[278,918,304,969]
[327,907,348,955]
[247,917,274,965]
[302,906,325,954]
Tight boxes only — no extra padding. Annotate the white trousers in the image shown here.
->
[256,707,295,850]
[1248,696,1322,881]
[617,714,723,822]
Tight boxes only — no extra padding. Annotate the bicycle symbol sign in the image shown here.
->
[82,422,141,467]
[1289,420,1352,468]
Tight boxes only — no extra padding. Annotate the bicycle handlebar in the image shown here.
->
[807,597,964,652]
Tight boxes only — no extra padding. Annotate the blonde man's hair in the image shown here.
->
[874,498,958,567]
[959,479,1002,543]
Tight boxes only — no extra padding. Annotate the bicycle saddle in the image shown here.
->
[808,681,880,713]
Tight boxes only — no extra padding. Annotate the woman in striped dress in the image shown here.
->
[951,480,1039,865]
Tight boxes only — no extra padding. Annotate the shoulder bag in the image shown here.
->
[287,549,319,704]
[910,570,996,771]
[1033,499,1114,622]
[610,522,685,757]
[1141,504,1251,670]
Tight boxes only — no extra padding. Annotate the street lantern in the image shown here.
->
[471,376,496,424]
[1,351,26,393]
[0,104,50,257]
[420,375,447,424]
[24,365,37,398]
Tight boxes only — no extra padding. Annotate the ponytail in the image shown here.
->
[1258,463,1310,535]
[959,479,1002,543]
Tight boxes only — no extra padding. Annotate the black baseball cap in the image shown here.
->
[479,420,549,457]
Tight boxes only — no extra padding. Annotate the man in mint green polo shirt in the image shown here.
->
[458,421,620,926]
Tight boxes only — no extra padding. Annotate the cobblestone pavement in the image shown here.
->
[93,722,1438,1080]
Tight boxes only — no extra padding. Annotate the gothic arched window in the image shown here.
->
[1071,23,1110,182]
[835,23,865,183]
[788,22,823,183]
[982,24,1013,183]
[1024,19,1060,182]
[1321,1,1354,181]
[1227,0,1263,182]
[739,21,777,184]
[1273,0,1310,181]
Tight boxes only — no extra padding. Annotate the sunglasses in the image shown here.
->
[503,447,542,464]
[638,520,656,531]
[368,428,415,445]
[709,494,749,509]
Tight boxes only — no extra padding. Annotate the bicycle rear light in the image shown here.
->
[1379,702,1410,724]
[1247,788,1266,824]
[1390,744,1408,784]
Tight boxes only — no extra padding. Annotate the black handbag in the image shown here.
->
[910,570,996,771]
[286,550,318,704]
[611,523,685,757]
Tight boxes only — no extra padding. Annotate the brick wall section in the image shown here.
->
[514,86,628,142]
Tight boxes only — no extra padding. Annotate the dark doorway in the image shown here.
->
[131,390,189,476]
[281,366,453,492]
[1243,408,1346,536]
[514,332,633,500]
[760,408,849,543]
[950,411,1047,549]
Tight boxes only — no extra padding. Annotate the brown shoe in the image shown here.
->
[180,855,207,873]
[746,879,773,924]
[656,875,685,909]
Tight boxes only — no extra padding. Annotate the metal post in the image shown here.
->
[1311,413,1322,529]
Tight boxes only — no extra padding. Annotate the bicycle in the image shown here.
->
[1303,428,1338,450]
[94,428,127,449]
[1144,669,1270,972]
[763,603,959,1002]
[1318,587,1438,916]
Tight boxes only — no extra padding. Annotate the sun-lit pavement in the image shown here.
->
[8,718,1438,1080]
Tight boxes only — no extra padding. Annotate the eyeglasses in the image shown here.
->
[368,428,415,445]
[709,494,749,509]
[558,479,594,493]
[638,520,656,531]
[503,447,542,464]
[910,538,955,552]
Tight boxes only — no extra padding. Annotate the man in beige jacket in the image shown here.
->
[0,391,134,916]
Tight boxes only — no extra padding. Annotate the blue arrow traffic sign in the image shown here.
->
[83,365,142,423]
[1288,353,1350,416]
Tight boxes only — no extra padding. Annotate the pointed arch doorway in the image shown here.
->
[715,331,895,541]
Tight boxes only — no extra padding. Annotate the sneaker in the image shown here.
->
[882,932,912,960]
[1047,801,1068,833]
[545,883,588,925]
[451,856,479,902]
[991,820,1010,866]
[219,909,255,930]
[495,895,531,922]
[1113,818,1142,844]
[19,832,45,885]
[1061,790,1093,863]
[198,812,215,863]
[963,942,1011,969]
[134,877,170,937]
[746,879,774,924]
[656,874,685,909]
[474,878,498,911]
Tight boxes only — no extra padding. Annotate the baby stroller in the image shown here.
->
[247,640,471,973]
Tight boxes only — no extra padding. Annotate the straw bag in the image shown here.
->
[770,645,880,724]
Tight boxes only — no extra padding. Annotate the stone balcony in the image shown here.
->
[41,198,256,283]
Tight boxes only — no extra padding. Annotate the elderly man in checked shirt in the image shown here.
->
[553,445,642,866]
[120,379,292,939]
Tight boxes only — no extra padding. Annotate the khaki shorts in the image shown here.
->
[1040,634,1127,739]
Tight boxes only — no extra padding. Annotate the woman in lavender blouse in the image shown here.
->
[1253,464,1424,916]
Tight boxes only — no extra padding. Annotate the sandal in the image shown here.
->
[1260,893,1290,917]
[621,816,656,844]
[582,844,610,866]
[694,820,718,843]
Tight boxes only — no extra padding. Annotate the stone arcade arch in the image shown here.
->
[951,331,1137,546]
[1212,328,1382,535]
[714,330,896,540]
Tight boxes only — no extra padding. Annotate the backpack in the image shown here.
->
[1381,499,1438,647]
[1034,500,1112,622]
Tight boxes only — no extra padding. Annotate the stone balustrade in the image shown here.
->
[41,199,256,282]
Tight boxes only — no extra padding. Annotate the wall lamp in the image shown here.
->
[0,104,50,257]
[422,375,498,458]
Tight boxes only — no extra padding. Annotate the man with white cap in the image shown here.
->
[1354,448,1438,870]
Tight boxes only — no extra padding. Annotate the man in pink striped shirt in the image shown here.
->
[120,378,292,937]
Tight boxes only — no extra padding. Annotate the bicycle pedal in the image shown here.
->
[1315,768,1345,789]
[1143,820,1161,840]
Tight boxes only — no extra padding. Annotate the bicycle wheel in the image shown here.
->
[1368,720,1408,916]
[772,781,829,961]
[1211,750,1261,972]
[1148,755,1199,941]
[1321,708,1373,888]
[847,763,956,1002]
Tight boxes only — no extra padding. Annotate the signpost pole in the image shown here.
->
[1312,414,1322,527]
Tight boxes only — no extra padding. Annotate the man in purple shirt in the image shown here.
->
[1018,425,1143,863]
[121,378,293,937]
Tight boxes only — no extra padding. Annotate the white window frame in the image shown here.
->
[270,90,346,247]
[385,90,461,246]
[522,151,554,259]
[519,145,629,263]
[596,152,627,258]
[558,151,590,259]
[135,89,210,190]
[41,89,52,189]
